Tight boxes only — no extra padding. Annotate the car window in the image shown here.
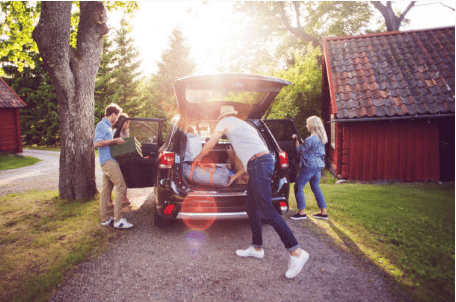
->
[128,120,161,144]
[185,89,268,105]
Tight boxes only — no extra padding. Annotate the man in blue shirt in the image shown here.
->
[94,103,133,229]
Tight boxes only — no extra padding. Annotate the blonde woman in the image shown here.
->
[291,116,328,220]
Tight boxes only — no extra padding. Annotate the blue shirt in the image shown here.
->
[297,135,325,169]
[94,118,115,165]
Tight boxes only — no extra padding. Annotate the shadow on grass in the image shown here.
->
[304,218,415,302]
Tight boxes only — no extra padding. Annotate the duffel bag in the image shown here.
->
[182,162,230,188]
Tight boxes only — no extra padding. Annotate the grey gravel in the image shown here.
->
[1,150,411,302]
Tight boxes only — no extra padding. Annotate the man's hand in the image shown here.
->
[114,137,125,144]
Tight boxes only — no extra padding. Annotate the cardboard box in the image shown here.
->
[111,137,143,165]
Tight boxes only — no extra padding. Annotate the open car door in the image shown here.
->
[116,118,165,188]
[263,119,301,183]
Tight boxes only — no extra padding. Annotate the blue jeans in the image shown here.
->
[294,166,326,210]
[246,154,299,251]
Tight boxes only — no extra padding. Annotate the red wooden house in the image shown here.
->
[0,77,26,154]
[322,27,455,182]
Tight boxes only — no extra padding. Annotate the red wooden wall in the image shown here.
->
[0,108,23,153]
[333,119,440,182]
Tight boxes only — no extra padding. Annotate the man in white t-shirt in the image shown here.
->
[192,105,309,279]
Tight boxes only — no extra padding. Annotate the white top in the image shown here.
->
[215,116,268,170]
[184,133,202,162]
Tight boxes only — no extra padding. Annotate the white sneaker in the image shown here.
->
[235,246,264,259]
[113,218,134,229]
[285,249,309,278]
[101,217,113,226]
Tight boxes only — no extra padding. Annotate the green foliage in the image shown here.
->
[2,53,60,146]
[290,182,455,302]
[230,1,375,72]
[153,27,196,118]
[267,45,322,136]
[0,2,40,74]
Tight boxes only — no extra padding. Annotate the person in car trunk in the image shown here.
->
[94,103,134,229]
[192,105,309,279]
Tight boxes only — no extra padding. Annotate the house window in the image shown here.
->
[330,114,335,149]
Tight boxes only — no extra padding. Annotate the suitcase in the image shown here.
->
[182,162,230,187]
[111,137,143,165]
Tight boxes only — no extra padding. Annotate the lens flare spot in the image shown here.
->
[185,230,207,257]
[181,194,217,230]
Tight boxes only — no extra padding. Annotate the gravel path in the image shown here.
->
[1,151,410,301]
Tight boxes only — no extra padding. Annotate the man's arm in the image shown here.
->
[193,131,224,162]
[94,137,125,148]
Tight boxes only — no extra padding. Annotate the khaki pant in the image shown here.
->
[100,159,127,223]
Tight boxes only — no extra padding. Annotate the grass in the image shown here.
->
[0,191,120,302]
[290,178,455,302]
[0,153,41,171]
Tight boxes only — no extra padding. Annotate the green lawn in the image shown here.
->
[291,181,455,302]
[0,153,41,170]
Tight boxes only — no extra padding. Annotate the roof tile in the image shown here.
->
[0,78,26,108]
[325,27,455,119]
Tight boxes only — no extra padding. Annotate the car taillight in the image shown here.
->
[278,151,289,169]
[279,201,288,214]
[159,151,175,169]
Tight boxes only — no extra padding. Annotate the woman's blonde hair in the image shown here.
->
[307,116,328,144]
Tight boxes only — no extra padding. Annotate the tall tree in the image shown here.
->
[110,17,143,115]
[33,2,109,199]
[229,1,374,72]
[371,1,416,31]
[95,35,117,123]
[154,27,196,117]
[1,1,137,200]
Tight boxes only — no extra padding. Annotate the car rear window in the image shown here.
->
[185,89,268,105]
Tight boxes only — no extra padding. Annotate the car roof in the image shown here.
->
[174,73,292,121]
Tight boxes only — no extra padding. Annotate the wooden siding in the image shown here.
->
[0,108,22,153]
[336,119,440,181]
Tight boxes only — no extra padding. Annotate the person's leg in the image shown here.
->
[100,164,114,223]
[104,160,127,222]
[309,169,327,216]
[294,167,313,214]
[246,167,263,249]
[251,155,299,251]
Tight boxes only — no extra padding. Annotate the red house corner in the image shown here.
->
[0,77,27,154]
[322,27,455,182]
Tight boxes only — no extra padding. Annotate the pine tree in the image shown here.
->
[110,17,143,115]
[95,35,117,123]
[154,27,196,117]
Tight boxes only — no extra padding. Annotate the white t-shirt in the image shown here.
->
[215,116,268,170]
[184,133,202,162]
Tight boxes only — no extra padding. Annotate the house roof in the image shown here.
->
[0,77,26,108]
[323,26,455,120]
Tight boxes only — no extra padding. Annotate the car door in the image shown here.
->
[116,117,165,188]
[263,119,301,183]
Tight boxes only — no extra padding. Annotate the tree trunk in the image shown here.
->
[33,1,109,200]
[371,1,416,32]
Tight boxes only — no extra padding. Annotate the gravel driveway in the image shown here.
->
[1,150,410,301]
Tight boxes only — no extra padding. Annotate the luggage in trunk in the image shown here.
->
[111,137,143,164]
[182,162,230,188]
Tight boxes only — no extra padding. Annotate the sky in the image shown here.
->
[108,1,456,76]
